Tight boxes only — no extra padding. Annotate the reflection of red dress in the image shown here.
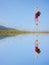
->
[35,46,38,52]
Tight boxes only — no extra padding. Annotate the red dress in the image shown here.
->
[35,14,38,19]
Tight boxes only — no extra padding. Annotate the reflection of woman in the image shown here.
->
[35,40,41,54]
[35,46,41,54]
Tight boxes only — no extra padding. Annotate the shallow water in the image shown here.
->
[0,34,49,65]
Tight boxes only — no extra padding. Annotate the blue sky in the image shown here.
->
[0,0,49,65]
[0,0,49,31]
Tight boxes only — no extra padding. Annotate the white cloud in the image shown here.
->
[0,17,13,28]
[0,17,7,25]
